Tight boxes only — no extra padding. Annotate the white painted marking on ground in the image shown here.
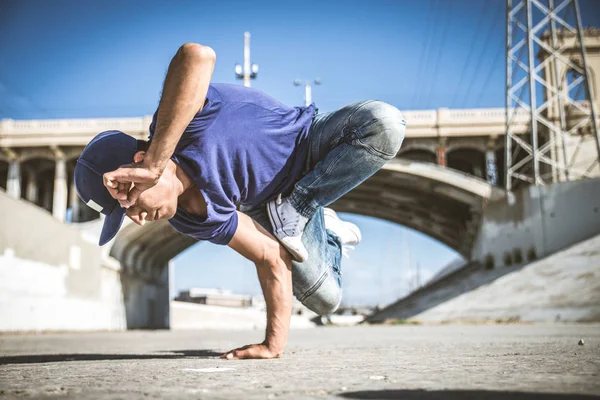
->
[182,367,235,373]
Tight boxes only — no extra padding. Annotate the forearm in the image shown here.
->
[146,43,216,172]
[227,212,294,359]
[255,256,293,354]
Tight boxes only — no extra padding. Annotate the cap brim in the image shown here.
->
[99,206,126,246]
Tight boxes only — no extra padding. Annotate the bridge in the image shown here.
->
[1,29,600,330]
[0,106,520,330]
[0,106,523,225]
[109,158,503,292]
[0,104,598,330]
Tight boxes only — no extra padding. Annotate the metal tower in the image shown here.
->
[505,0,600,191]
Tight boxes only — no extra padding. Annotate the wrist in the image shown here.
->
[263,338,285,355]
[143,150,168,177]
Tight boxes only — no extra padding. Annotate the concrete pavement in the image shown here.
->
[1,324,599,399]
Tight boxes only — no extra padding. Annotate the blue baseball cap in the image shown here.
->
[74,130,139,246]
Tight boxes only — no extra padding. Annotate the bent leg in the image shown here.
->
[290,100,406,218]
[241,204,343,315]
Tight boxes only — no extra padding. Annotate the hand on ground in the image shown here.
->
[221,343,282,360]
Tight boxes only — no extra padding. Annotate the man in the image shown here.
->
[74,43,406,360]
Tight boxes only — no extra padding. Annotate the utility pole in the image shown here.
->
[294,79,321,106]
[406,231,414,293]
[416,261,421,289]
[235,32,258,87]
[505,0,600,192]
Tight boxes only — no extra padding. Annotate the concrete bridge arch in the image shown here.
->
[110,159,503,279]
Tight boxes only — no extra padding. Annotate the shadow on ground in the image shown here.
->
[0,349,222,365]
[338,390,599,399]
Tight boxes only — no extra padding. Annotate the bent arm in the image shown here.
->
[146,43,216,175]
[103,43,216,207]
[227,211,293,358]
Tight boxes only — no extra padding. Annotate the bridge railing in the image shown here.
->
[0,116,152,147]
[1,103,594,146]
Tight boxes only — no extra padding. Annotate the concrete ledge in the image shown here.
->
[170,301,316,330]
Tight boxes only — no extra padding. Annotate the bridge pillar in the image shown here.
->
[436,146,447,166]
[6,160,21,199]
[52,158,67,221]
[41,180,52,211]
[69,179,80,222]
[25,170,38,203]
[485,149,498,185]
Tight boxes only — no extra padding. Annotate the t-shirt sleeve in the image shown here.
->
[206,211,238,245]
[168,209,238,246]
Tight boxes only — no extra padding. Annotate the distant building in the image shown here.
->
[175,288,317,316]
[176,288,252,308]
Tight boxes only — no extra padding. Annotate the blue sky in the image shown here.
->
[173,213,458,307]
[2,0,599,306]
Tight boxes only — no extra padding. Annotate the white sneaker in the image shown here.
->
[267,195,309,262]
[323,208,361,246]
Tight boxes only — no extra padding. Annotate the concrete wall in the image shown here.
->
[170,301,315,330]
[0,191,126,331]
[69,218,172,330]
[366,261,486,322]
[368,178,600,323]
[471,178,600,267]
[121,264,170,329]
[410,234,600,323]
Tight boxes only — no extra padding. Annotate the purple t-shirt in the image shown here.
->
[148,83,316,245]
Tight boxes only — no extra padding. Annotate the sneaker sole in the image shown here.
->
[343,221,362,245]
[279,237,308,263]
[324,208,362,246]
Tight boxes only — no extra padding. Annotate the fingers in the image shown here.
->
[223,349,251,360]
[125,208,148,226]
[126,215,142,226]
[104,165,154,184]
[221,344,278,360]
[222,347,248,360]
[118,182,129,195]
[228,345,253,360]
[123,186,143,208]
[116,182,130,202]
[104,175,129,201]
[126,210,143,226]
[103,165,157,205]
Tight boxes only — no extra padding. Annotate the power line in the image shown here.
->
[459,2,504,108]
[417,0,444,108]
[413,0,439,107]
[451,1,491,108]
[411,0,434,106]
[423,0,454,107]
[474,41,504,107]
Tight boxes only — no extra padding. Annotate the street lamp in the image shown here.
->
[294,79,321,107]
[234,32,258,87]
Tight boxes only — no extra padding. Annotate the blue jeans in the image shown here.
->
[241,100,406,315]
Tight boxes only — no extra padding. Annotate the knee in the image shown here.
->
[372,101,406,158]
[358,101,406,159]
[300,284,342,316]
